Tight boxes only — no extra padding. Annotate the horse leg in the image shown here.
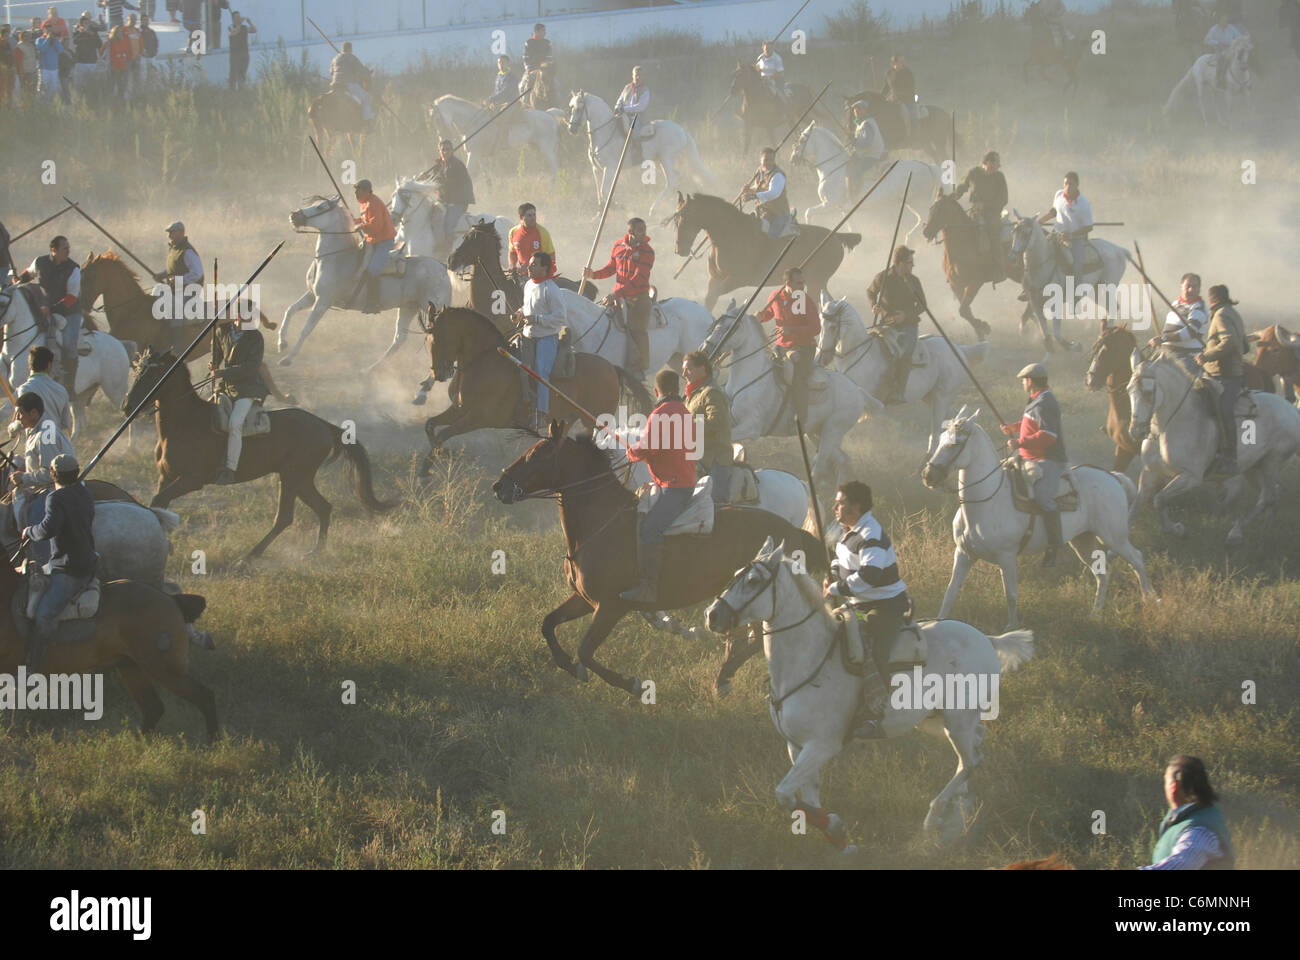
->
[997,553,1020,631]
[1152,471,1200,538]
[924,716,985,838]
[714,627,763,697]
[142,656,220,741]
[575,602,640,695]
[1228,456,1282,546]
[151,474,203,509]
[297,478,333,557]
[280,289,316,353]
[775,740,850,850]
[241,477,298,563]
[541,592,593,678]
[364,305,411,373]
[115,660,165,734]
[936,544,974,621]
[279,298,332,367]
[1104,534,1155,600]
[1069,531,1110,618]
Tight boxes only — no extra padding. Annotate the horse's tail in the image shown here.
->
[988,629,1035,673]
[795,527,829,574]
[616,366,655,416]
[150,507,181,533]
[836,233,863,252]
[334,430,401,513]
[1164,67,1195,114]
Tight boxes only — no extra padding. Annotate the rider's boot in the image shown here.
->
[851,644,891,740]
[620,538,665,604]
[1042,509,1064,568]
[62,348,80,402]
[363,276,381,315]
[888,360,912,405]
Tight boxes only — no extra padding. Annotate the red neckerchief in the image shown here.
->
[685,377,704,398]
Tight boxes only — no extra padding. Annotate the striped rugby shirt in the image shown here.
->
[828,510,907,604]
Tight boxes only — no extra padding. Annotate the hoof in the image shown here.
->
[575,661,589,683]
[715,679,733,699]
[412,393,427,406]
[278,356,293,367]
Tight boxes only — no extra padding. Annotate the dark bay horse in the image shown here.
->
[728,62,813,153]
[0,561,219,740]
[922,191,1022,341]
[422,307,650,452]
[123,348,398,562]
[492,421,827,695]
[447,222,594,322]
[840,90,950,162]
[671,192,860,311]
[1085,323,1143,471]
[1024,1,1084,95]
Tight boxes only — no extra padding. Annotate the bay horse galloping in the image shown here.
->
[671,192,860,311]
[308,87,367,157]
[1024,0,1084,95]
[421,307,650,454]
[727,62,814,154]
[492,422,827,696]
[445,221,594,323]
[921,191,1023,341]
[838,90,951,162]
[123,349,398,564]
[1085,323,1144,472]
[1249,325,1300,402]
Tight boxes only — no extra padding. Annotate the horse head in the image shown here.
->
[922,405,982,487]
[290,195,342,230]
[1010,211,1039,255]
[1086,321,1134,390]
[790,122,817,165]
[1250,325,1298,378]
[705,535,784,635]
[673,192,699,255]
[922,190,960,242]
[448,221,499,272]
[493,421,609,505]
[426,306,461,382]
[1126,356,1164,441]
[566,91,586,133]
[123,346,192,414]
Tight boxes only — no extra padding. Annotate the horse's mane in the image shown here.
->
[683,193,749,220]
[468,220,503,256]
[87,250,139,280]
[304,194,337,205]
[783,556,826,611]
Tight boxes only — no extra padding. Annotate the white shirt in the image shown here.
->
[7,374,72,437]
[616,82,649,115]
[854,118,885,160]
[26,257,81,303]
[1051,189,1093,235]
[756,53,784,78]
[521,278,566,339]
[1138,827,1223,870]
[752,170,786,203]
[1204,23,1244,48]
[1161,297,1209,351]
[175,246,204,286]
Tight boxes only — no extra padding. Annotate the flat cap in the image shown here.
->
[51,453,79,476]
[1017,363,1047,380]
[166,221,185,233]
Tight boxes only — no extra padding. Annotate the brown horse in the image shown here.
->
[1085,323,1144,471]
[447,222,595,320]
[671,192,859,311]
[727,62,814,154]
[1024,1,1084,95]
[492,422,827,695]
[1249,325,1300,402]
[0,561,219,740]
[840,90,950,162]
[922,191,1024,341]
[308,88,366,156]
[421,306,650,453]
[122,348,398,563]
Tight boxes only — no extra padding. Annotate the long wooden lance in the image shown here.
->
[1125,247,1179,319]
[580,115,638,298]
[883,170,913,275]
[770,0,814,44]
[60,197,161,279]
[708,233,800,363]
[308,136,354,217]
[673,82,833,280]
[78,241,286,482]
[419,85,532,179]
[921,305,1009,428]
[306,17,413,133]
[495,346,616,438]
[1133,240,1153,335]
[8,202,76,245]
[796,159,900,271]
[794,415,832,572]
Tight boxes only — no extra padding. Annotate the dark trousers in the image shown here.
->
[1215,375,1242,461]
[640,487,693,544]
[855,592,910,652]
[700,458,731,503]
[784,344,814,425]
[624,295,652,375]
[230,56,249,89]
[973,205,1005,281]
[887,324,918,400]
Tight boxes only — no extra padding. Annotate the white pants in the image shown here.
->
[225,397,255,472]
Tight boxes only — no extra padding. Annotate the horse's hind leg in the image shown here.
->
[365,305,412,374]
[714,627,763,697]
[280,289,316,353]
[242,477,298,562]
[542,592,594,678]
[297,477,333,556]
[116,661,165,734]
[924,716,985,839]
[1069,531,1110,618]
[576,602,640,695]
[151,666,219,742]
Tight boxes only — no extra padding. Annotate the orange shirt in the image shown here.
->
[508,223,556,278]
[109,37,131,72]
[356,195,396,244]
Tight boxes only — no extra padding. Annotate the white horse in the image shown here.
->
[817,291,989,455]
[0,284,133,437]
[565,91,719,217]
[556,288,715,377]
[705,537,1035,851]
[1129,350,1300,546]
[788,122,942,237]
[430,95,559,181]
[701,305,875,502]
[921,408,1155,630]
[280,196,452,371]
[1011,212,1128,351]
[388,177,511,266]
[1163,34,1254,127]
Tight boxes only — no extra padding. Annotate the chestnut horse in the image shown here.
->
[1085,323,1144,471]
[728,62,815,154]
[921,191,1024,341]
[1249,325,1300,403]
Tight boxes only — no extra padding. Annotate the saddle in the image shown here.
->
[209,395,271,436]
[725,463,760,504]
[1005,457,1080,513]
[1049,232,1102,275]
[1193,379,1260,446]
[771,352,831,391]
[10,567,102,648]
[635,475,715,536]
[607,292,668,333]
[834,607,926,676]
[868,326,930,367]
[551,327,577,380]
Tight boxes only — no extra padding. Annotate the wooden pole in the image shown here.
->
[708,233,800,363]
[495,347,621,440]
[308,136,354,217]
[61,197,161,279]
[794,415,832,572]
[921,306,1009,428]
[579,115,638,298]
[796,159,901,271]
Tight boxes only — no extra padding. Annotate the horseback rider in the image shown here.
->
[11,392,76,567]
[682,349,732,504]
[847,101,886,194]
[521,22,553,98]
[1204,11,1245,89]
[755,40,788,102]
[329,40,373,125]
[5,346,71,437]
[21,452,95,673]
[1000,363,1067,566]
[621,368,696,604]
[152,220,204,354]
[508,203,557,281]
[513,251,565,432]
[1039,170,1093,300]
[881,53,917,142]
[487,54,519,109]
[954,150,1009,283]
[758,266,819,427]
[1197,283,1248,477]
[1148,272,1209,376]
[350,179,396,315]
[583,217,655,381]
[427,138,475,258]
[823,479,911,740]
[18,235,82,398]
[209,303,269,486]
[1041,0,1070,49]
[867,246,926,405]
[741,147,797,237]
[613,64,651,145]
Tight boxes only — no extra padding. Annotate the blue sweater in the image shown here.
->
[27,482,97,577]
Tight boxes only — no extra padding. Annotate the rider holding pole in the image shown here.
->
[1000,363,1067,567]
[351,179,396,315]
[583,217,655,382]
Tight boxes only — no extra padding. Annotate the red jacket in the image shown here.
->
[758,285,820,348]
[356,195,396,244]
[590,233,654,299]
[627,398,696,488]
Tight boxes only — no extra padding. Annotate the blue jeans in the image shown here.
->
[33,571,93,648]
[522,334,558,413]
[640,486,693,545]
[366,239,395,276]
[1031,458,1066,513]
[54,309,81,366]
[21,491,52,565]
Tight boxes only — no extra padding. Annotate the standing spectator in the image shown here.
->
[98,1,140,29]
[1140,755,1234,870]
[0,26,14,109]
[208,0,230,50]
[227,10,254,89]
[34,26,64,100]
[166,1,180,25]
[181,0,202,42]
[124,13,142,95]
[72,13,104,96]
[106,24,130,101]
[140,14,158,59]
[15,32,39,105]
[41,7,70,43]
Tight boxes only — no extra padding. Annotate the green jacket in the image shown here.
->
[867,267,926,327]
[213,324,269,401]
[1201,303,1246,379]
[685,378,732,467]
[1151,802,1234,869]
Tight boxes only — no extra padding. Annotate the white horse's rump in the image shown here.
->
[922,409,1155,630]
[429,95,559,180]
[557,288,713,377]
[705,537,1034,851]
[1163,35,1253,127]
